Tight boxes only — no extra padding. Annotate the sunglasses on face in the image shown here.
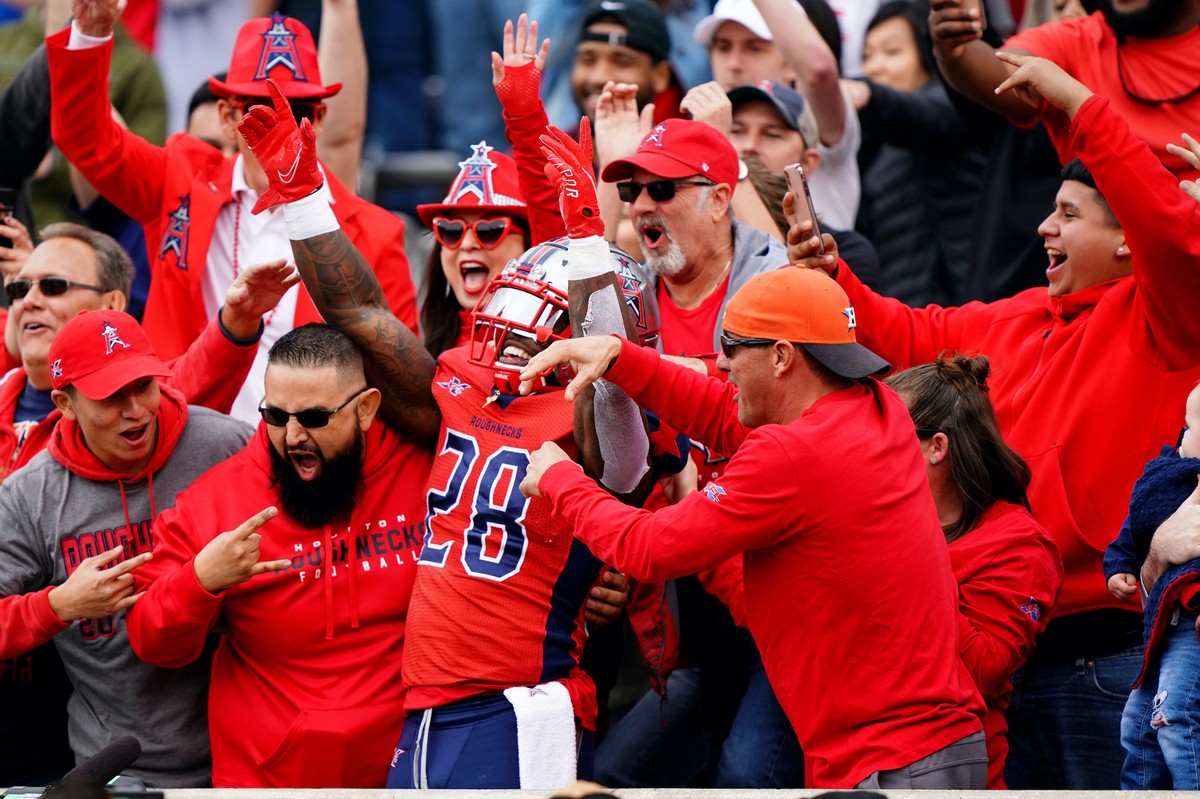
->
[258,386,368,429]
[616,179,715,203]
[719,333,777,359]
[5,277,108,303]
[432,216,518,250]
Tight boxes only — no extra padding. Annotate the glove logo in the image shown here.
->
[277,153,301,184]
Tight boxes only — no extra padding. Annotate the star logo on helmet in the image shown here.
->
[842,306,857,330]
[255,13,308,82]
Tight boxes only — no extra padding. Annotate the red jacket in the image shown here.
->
[47,30,418,360]
[950,501,1063,788]
[127,421,432,787]
[541,339,984,787]
[834,95,1200,618]
[0,318,253,485]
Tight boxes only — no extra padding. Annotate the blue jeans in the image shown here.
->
[1004,646,1141,789]
[711,658,805,788]
[1121,610,1200,789]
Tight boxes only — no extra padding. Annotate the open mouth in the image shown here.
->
[22,321,48,335]
[289,450,321,481]
[1045,247,1066,275]
[460,263,492,296]
[120,424,150,447]
[496,333,541,367]
[640,225,666,250]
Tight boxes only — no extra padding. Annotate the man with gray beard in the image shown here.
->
[601,118,787,362]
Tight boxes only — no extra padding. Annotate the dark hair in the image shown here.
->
[1060,158,1120,228]
[39,222,134,296]
[798,0,843,70]
[420,217,531,359]
[886,353,1031,543]
[188,72,225,119]
[866,1,937,81]
[269,323,364,374]
[743,156,789,238]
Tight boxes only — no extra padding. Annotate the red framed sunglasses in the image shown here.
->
[432,216,519,250]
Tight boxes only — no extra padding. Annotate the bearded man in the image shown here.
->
[126,323,433,788]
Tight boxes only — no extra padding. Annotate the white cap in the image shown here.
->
[693,0,807,46]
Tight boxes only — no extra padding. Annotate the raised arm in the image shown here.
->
[314,0,367,190]
[930,0,1034,121]
[237,81,441,446]
[541,122,654,500]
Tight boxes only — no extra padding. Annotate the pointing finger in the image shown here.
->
[234,506,278,539]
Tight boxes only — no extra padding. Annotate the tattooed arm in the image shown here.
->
[236,80,441,447]
[290,229,441,447]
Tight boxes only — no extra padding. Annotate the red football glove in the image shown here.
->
[236,79,323,215]
[539,118,604,239]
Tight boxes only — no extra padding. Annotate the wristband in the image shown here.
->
[283,189,339,241]
[567,235,610,280]
[69,20,113,49]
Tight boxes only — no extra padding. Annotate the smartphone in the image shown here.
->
[783,163,825,255]
[0,187,15,250]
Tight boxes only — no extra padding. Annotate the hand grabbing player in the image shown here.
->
[518,334,622,401]
[237,80,324,214]
[219,259,301,339]
[584,570,630,627]
[193,506,292,593]
[519,440,574,498]
[540,120,604,239]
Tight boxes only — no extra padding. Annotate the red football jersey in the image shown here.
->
[402,347,602,727]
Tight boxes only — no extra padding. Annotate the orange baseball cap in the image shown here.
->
[722,267,889,379]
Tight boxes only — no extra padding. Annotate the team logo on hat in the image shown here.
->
[842,306,857,330]
[254,13,308,82]
[159,195,191,270]
[444,142,500,206]
[50,359,62,379]
[644,124,666,148]
[102,322,131,356]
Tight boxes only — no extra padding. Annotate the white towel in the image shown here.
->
[503,681,577,789]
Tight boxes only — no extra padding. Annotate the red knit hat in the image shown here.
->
[416,141,528,228]
[600,118,739,188]
[49,311,172,400]
[209,13,342,100]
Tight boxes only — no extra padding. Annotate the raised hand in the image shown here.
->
[48,546,152,622]
[540,120,605,239]
[783,191,838,272]
[680,81,733,136]
[929,0,984,60]
[71,0,119,37]
[193,507,291,593]
[993,51,1092,119]
[594,81,653,167]
[1166,133,1200,202]
[492,14,550,116]
[221,259,301,338]
[0,215,34,284]
[237,80,324,214]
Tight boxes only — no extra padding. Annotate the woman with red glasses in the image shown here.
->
[415,143,533,357]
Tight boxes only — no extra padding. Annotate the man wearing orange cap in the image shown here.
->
[47,0,417,425]
[0,309,253,786]
[516,267,988,789]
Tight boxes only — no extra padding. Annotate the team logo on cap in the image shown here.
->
[644,124,666,148]
[436,376,471,397]
[445,141,499,206]
[102,322,131,356]
[842,306,857,330]
[159,195,191,270]
[50,359,62,379]
[254,13,308,82]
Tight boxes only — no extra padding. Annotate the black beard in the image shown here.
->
[1101,0,1187,37]
[268,430,365,529]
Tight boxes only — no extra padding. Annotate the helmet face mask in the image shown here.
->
[469,237,660,394]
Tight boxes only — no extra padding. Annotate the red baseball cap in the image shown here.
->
[49,311,173,400]
[209,13,342,101]
[722,268,890,379]
[416,141,528,228]
[601,118,739,188]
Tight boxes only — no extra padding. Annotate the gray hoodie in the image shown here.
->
[0,406,251,787]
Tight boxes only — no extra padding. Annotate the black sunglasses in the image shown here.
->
[6,277,108,303]
[259,386,368,429]
[617,179,716,203]
[432,216,517,250]
[719,333,777,359]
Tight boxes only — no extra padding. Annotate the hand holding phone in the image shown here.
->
[784,163,825,255]
[0,188,16,250]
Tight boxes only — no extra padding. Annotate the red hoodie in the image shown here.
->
[127,420,432,788]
